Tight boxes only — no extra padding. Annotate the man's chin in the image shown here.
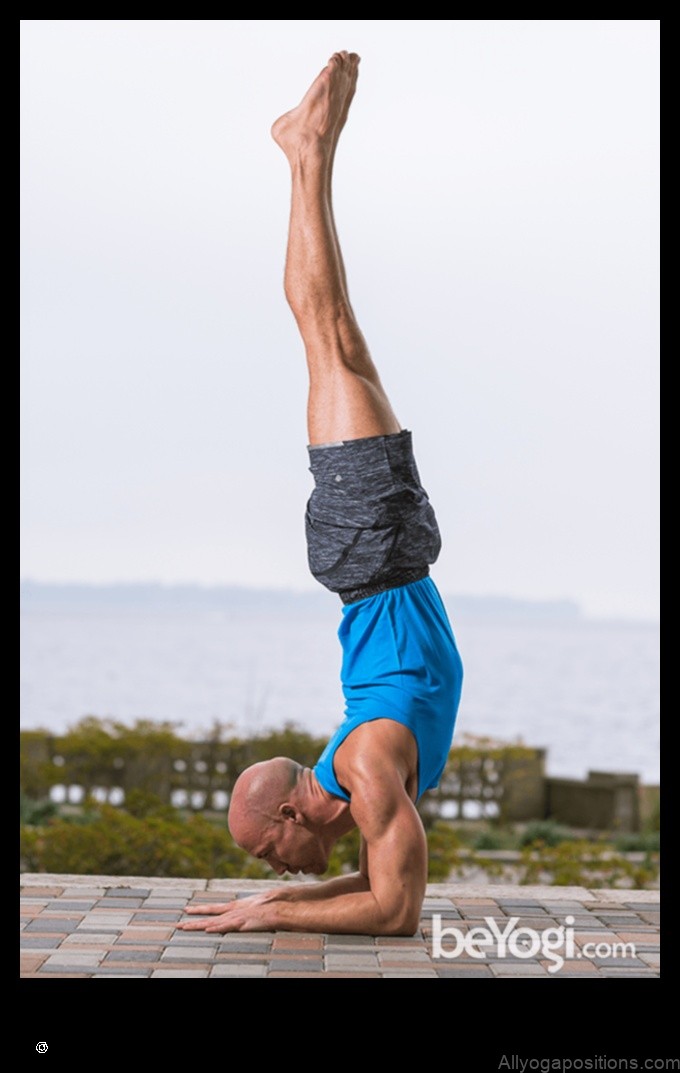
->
[294,859,327,876]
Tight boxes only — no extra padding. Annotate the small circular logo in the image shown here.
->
[36,1043,48,1054]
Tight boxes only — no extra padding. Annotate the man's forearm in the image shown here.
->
[268,889,418,936]
[274,873,369,902]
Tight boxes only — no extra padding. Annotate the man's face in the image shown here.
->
[253,819,328,877]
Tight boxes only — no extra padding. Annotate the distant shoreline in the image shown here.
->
[19,580,659,626]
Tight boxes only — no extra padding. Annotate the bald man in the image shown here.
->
[179,52,463,936]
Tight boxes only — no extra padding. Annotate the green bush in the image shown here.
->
[472,828,514,851]
[518,820,572,848]
[426,821,462,880]
[613,831,660,853]
[518,839,659,888]
[20,793,58,826]
[327,828,361,876]
[123,788,180,821]
[20,800,270,879]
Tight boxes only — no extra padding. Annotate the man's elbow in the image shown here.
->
[381,902,422,937]
[386,919,420,937]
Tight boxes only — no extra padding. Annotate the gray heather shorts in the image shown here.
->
[305,429,442,605]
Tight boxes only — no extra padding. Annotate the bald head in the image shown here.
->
[228,757,301,851]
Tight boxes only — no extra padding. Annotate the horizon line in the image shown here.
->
[19,578,659,625]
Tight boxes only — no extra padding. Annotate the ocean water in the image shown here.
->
[19,601,660,784]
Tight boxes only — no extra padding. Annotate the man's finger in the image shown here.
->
[184,903,234,915]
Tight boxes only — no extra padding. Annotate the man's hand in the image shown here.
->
[178,873,371,932]
[180,887,286,931]
[179,894,281,933]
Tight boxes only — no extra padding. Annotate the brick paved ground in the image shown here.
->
[20,876,659,979]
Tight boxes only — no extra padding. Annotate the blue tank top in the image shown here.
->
[313,576,463,802]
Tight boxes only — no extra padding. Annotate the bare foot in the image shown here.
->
[272,51,360,163]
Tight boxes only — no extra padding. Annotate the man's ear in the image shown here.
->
[279,804,297,821]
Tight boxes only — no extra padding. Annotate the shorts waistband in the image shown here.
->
[307,429,413,477]
[339,566,430,605]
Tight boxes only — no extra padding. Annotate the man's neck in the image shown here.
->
[298,767,355,840]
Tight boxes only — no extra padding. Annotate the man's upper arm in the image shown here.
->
[349,769,427,935]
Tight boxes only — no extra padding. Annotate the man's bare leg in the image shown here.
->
[272,51,401,446]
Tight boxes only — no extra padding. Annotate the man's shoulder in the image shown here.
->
[334,718,419,802]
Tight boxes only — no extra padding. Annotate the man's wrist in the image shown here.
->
[264,886,292,903]
[264,898,285,928]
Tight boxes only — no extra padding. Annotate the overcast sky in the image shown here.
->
[20,20,659,620]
